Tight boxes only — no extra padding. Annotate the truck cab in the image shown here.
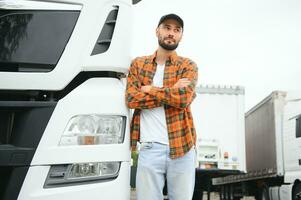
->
[0,0,132,199]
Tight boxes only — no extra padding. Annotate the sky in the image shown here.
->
[131,0,300,110]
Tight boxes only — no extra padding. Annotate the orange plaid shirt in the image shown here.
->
[125,51,198,159]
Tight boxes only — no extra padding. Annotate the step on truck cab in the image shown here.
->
[0,0,133,199]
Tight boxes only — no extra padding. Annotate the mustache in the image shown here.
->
[163,37,176,42]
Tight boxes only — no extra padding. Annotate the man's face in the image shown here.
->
[156,19,183,51]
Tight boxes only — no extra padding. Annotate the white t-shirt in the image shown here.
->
[140,64,169,145]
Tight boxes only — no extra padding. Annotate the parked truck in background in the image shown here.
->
[191,85,246,199]
[212,91,301,200]
[0,0,135,199]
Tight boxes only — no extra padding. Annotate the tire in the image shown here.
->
[225,185,230,200]
[220,185,237,200]
[219,186,227,200]
[219,186,224,200]
[293,183,301,200]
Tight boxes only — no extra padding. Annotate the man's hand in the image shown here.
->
[173,78,191,88]
[141,85,152,93]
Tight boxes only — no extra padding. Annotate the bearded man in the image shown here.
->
[126,13,198,200]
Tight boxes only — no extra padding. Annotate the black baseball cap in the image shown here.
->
[157,13,184,29]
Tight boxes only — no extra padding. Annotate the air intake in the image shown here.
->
[91,6,119,55]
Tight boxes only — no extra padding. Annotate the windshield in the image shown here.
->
[0,10,79,72]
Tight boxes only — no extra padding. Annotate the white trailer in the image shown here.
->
[191,85,246,199]
[212,91,301,200]
[0,0,135,199]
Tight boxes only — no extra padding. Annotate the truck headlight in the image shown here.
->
[59,115,126,145]
[44,162,120,187]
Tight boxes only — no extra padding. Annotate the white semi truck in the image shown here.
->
[212,91,301,200]
[0,0,135,199]
[191,85,246,199]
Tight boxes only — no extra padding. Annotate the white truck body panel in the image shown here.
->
[31,78,130,165]
[0,0,82,10]
[18,163,130,200]
[0,0,132,90]
[191,85,246,172]
[0,0,133,199]
[282,91,301,183]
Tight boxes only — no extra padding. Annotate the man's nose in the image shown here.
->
[168,32,174,38]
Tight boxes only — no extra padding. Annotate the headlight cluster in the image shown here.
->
[59,115,126,145]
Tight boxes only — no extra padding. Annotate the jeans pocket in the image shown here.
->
[140,142,153,151]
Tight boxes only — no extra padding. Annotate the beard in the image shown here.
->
[158,37,179,51]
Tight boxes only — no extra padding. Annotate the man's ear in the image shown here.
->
[178,31,183,42]
[179,33,183,42]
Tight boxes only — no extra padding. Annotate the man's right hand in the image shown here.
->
[173,78,191,88]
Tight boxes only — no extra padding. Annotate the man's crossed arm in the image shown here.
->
[126,59,198,110]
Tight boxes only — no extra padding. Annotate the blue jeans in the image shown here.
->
[136,142,195,200]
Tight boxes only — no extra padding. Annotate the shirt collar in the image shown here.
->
[150,50,178,65]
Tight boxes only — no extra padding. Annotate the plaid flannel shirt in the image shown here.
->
[125,51,198,159]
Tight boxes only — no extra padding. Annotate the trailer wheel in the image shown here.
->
[220,185,231,200]
[293,183,301,200]
[219,186,224,200]
[219,186,228,200]
[219,186,225,200]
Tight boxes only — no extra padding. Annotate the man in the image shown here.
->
[126,13,198,200]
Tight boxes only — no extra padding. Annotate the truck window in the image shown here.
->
[0,10,79,72]
[296,116,301,138]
